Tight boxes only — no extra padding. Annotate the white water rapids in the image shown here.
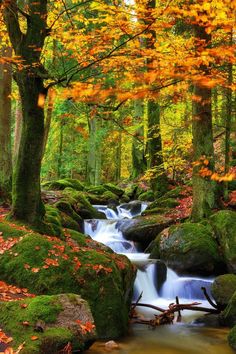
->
[84,202,213,318]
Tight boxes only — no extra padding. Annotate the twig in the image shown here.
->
[201,287,219,309]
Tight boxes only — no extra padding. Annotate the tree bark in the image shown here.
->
[3,0,48,224]
[132,100,146,179]
[145,0,167,195]
[0,43,12,202]
[191,25,218,221]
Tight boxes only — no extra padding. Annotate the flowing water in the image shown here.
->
[84,202,233,354]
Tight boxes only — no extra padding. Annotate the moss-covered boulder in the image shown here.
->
[221,291,236,327]
[150,223,223,275]
[138,191,154,201]
[103,183,124,197]
[118,215,173,250]
[141,207,171,216]
[61,189,105,219]
[210,211,236,273]
[211,274,236,309]
[0,230,135,338]
[228,325,236,350]
[147,197,179,210]
[0,294,96,354]
[86,190,120,205]
[85,185,108,195]
[42,179,85,191]
[124,184,138,200]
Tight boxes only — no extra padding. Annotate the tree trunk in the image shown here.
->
[223,32,233,201]
[132,99,146,179]
[145,0,167,195]
[115,130,122,181]
[13,100,22,165]
[3,0,48,224]
[12,73,46,223]
[87,116,102,185]
[0,44,12,202]
[147,99,168,195]
[191,26,218,221]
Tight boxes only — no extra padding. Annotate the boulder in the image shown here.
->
[150,223,223,275]
[118,215,173,250]
[211,274,236,309]
[228,325,236,350]
[138,191,154,202]
[210,210,236,273]
[0,228,136,339]
[61,189,105,219]
[0,294,96,354]
[221,291,236,327]
[42,178,84,191]
[103,183,124,197]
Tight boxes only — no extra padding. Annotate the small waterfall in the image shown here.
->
[161,268,213,300]
[84,202,214,315]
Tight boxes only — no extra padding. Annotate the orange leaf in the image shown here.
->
[31,336,38,341]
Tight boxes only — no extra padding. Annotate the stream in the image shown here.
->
[84,202,233,354]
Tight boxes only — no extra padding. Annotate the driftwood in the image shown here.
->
[130,288,221,328]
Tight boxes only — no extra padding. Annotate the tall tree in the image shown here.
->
[146,0,167,195]
[0,40,12,202]
[191,23,218,221]
[2,0,48,224]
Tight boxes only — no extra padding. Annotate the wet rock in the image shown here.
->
[0,294,96,353]
[228,325,236,350]
[211,274,236,309]
[220,290,236,327]
[118,215,173,251]
[150,223,224,275]
[210,210,236,273]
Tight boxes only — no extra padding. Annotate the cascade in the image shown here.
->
[84,202,213,316]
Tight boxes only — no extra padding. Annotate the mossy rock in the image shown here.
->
[0,232,135,338]
[138,191,154,202]
[103,183,124,197]
[43,206,64,237]
[210,210,236,273]
[61,189,104,219]
[147,198,179,210]
[228,325,236,350]
[42,179,84,191]
[0,221,30,239]
[85,185,108,196]
[0,294,96,353]
[124,184,138,199]
[141,207,171,216]
[59,212,80,232]
[55,201,82,223]
[150,223,223,275]
[118,215,173,251]
[211,274,236,309]
[221,291,236,327]
[163,187,182,199]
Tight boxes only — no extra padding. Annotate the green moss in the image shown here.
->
[0,221,29,239]
[211,274,236,308]
[65,229,87,246]
[103,183,124,197]
[210,210,236,272]
[228,325,236,350]
[150,223,222,274]
[85,185,108,195]
[60,212,80,231]
[141,207,170,216]
[138,191,154,201]
[0,232,135,338]
[42,179,84,191]
[221,291,236,327]
[55,200,82,223]
[0,295,89,353]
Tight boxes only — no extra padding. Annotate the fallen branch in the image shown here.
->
[201,286,219,309]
